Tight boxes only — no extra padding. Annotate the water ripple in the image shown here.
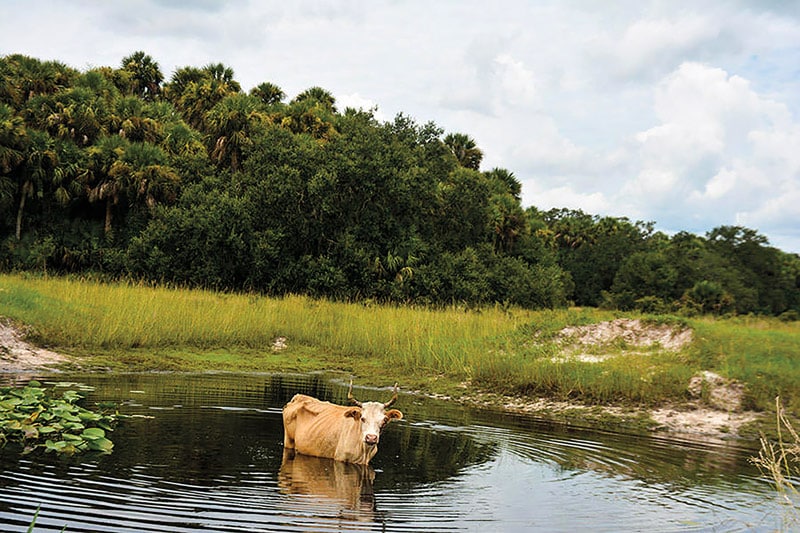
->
[0,373,788,532]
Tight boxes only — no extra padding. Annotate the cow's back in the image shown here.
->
[282,394,347,458]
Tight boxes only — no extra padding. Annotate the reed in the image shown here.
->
[750,397,800,526]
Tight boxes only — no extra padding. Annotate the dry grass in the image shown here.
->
[750,397,800,527]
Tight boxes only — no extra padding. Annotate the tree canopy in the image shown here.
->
[1,52,798,317]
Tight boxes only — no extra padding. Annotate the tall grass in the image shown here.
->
[2,274,799,411]
[691,316,800,413]
[0,274,533,376]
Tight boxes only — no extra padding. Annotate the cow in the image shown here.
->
[282,381,403,465]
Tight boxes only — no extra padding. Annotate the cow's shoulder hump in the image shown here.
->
[286,394,339,416]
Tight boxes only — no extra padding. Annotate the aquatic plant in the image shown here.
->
[751,397,800,526]
[0,380,121,454]
[26,505,67,533]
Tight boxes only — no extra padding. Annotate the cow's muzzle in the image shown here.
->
[365,434,378,446]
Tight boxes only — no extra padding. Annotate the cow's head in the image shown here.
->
[345,381,403,447]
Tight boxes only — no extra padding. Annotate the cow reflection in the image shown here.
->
[279,450,378,522]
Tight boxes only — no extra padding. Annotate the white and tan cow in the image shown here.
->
[282,382,403,465]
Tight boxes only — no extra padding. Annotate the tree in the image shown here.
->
[84,135,128,238]
[25,87,110,147]
[164,64,241,131]
[485,167,522,200]
[205,94,267,171]
[126,185,253,289]
[291,86,337,112]
[114,96,163,143]
[489,193,527,253]
[250,82,285,106]
[120,51,163,101]
[49,138,85,207]
[545,209,653,306]
[0,103,26,177]
[279,99,337,140]
[443,132,483,170]
[706,226,787,314]
[605,251,678,311]
[0,54,76,105]
[435,167,492,251]
[110,141,180,211]
[14,130,59,240]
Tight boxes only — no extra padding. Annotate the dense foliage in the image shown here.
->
[1,53,798,315]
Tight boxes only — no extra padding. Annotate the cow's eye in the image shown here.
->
[361,416,367,423]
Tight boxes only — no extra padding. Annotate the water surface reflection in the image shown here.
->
[0,372,788,532]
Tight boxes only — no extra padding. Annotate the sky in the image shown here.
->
[3,0,800,252]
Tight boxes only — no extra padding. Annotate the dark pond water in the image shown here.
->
[0,372,792,532]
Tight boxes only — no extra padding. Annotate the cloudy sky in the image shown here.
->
[3,1,800,252]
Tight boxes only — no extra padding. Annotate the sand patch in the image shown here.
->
[650,406,758,440]
[0,319,68,373]
[555,318,693,362]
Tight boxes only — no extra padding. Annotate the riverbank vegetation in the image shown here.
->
[1,53,799,317]
[751,398,800,524]
[2,274,799,421]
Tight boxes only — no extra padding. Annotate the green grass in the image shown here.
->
[1,273,799,416]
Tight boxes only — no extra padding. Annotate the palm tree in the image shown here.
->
[250,82,285,106]
[205,94,266,171]
[0,103,26,174]
[0,57,21,105]
[111,141,180,210]
[163,66,205,103]
[27,87,109,147]
[164,64,241,131]
[84,135,128,238]
[281,89,338,140]
[1,55,76,103]
[161,120,206,159]
[291,86,337,112]
[120,51,163,101]
[16,130,57,240]
[485,167,522,200]
[489,193,527,253]
[443,132,483,170]
[50,138,85,207]
[115,96,162,143]
[0,103,27,216]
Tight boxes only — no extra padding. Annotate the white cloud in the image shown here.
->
[616,61,800,249]
[611,15,721,77]
[691,167,738,200]
[337,93,387,122]
[494,54,538,108]
[525,184,611,215]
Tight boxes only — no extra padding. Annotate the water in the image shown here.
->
[0,372,792,532]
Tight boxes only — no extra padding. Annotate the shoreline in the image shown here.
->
[0,321,761,442]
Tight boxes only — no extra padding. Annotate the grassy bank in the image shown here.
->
[1,273,799,418]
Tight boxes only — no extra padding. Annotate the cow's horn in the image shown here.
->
[348,379,363,407]
[384,383,399,408]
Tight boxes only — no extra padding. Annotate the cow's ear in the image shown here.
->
[385,409,403,421]
[344,407,362,419]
